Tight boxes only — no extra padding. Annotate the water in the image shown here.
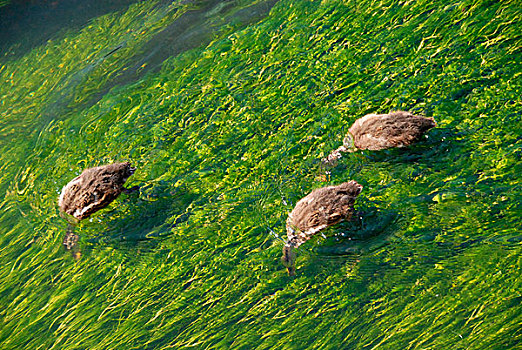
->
[1,0,521,348]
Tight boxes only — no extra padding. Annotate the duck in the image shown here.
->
[59,162,138,220]
[58,162,138,256]
[346,111,437,151]
[282,180,363,275]
[324,111,436,164]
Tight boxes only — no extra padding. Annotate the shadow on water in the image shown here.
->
[310,126,463,180]
[313,207,401,257]
[0,0,144,59]
[286,207,402,276]
[355,127,464,165]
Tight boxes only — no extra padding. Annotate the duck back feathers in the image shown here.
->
[348,111,436,151]
[58,162,135,220]
[286,180,363,248]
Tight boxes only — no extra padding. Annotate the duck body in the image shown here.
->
[58,162,136,221]
[347,111,436,151]
[283,181,363,275]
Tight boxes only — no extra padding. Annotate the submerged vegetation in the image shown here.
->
[0,0,521,348]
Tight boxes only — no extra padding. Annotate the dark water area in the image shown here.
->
[0,0,521,349]
[76,0,280,119]
[0,0,143,59]
[2,0,278,121]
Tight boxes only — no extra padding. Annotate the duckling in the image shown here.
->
[323,111,436,165]
[59,162,137,220]
[58,162,138,257]
[282,180,363,275]
[345,111,436,151]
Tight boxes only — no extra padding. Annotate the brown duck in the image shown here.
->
[58,162,138,256]
[282,180,363,275]
[59,162,137,220]
[324,111,436,164]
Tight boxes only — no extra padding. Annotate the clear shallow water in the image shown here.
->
[0,0,521,349]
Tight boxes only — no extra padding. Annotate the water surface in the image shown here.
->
[0,0,521,349]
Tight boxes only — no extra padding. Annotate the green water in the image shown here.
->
[1,0,521,348]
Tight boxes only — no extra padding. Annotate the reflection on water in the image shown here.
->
[0,0,521,349]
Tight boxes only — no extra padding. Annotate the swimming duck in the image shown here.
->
[324,111,436,164]
[59,162,137,220]
[345,111,436,151]
[282,180,363,275]
[58,162,138,256]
